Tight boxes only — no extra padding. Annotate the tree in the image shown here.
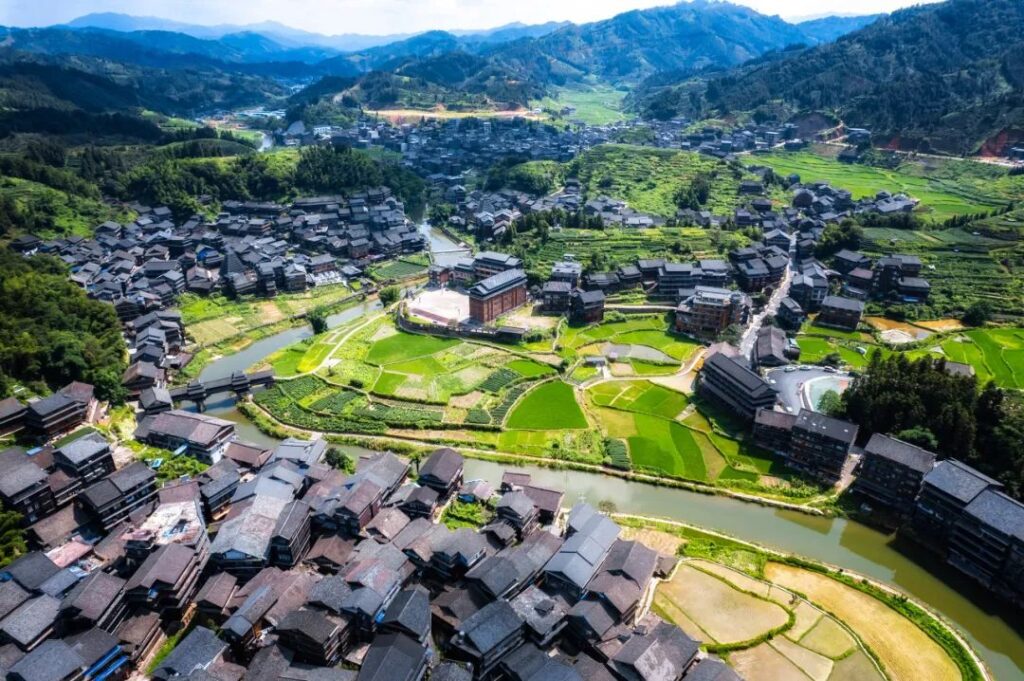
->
[815,220,863,258]
[897,426,939,450]
[817,389,843,416]
[961,301,992,327]
[325,447,355,473]
[719,324,743,345]
[379,286,400,306]
[0,251,127,402]
[0,506,27,568]
[820,352,843,368]
[308,307,329,335]
[428,203,455,226]
[837,353,1024,499]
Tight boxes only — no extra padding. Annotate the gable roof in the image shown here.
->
[863,434,936,473]
[922,459,1001,504]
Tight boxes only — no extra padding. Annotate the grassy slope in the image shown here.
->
[0,176,132,239]
[757,145,1024,221]
[532,83,632,125]
[570,144,756,217]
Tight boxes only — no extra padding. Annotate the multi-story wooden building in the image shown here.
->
[851,434,936,515]
[696,352,776,421]
[785,409,859,484]
[468,269,528,324]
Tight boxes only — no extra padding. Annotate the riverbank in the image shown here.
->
[176,288,373,383]
[240,389,835,515]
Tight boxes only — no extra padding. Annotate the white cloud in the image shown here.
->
[0,0,942,35]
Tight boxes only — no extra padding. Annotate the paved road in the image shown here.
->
[766,366,852,413]
[738,235,796,358]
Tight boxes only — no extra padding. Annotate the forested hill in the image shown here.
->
[0,250,127,401]
[487,0,810,85]
[635,0,1024,155]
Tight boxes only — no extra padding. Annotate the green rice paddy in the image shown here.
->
[365,332,459,365]
[506,381,589,430]
[588,381,768,483]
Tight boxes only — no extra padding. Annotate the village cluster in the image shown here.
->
[0,404,749,681]
[7,189,424,402]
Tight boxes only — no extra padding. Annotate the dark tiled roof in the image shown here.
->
[459,599,523,655]
[7,639,83,681]
[821,295,864,313]
[0,582,29,621]
[60,571,124,622]
[922,459,1001,504]
[864,434,936,473]
[610,617,700,680]
[277,609,343,645]
[56,434,109,465]
[3,552,61,591]
[381,588,431,641]
[0,594,60,647]
[754,408,796,430]
[794,409,858,445]
[468,269,527,297]
[153,627,225,680]
[430,663,472,681]
[686,656,744,681]
[66,627,120,667]
[418,448,463,485]
[962,489,1024,541]
[703,353,775,399]
[356,633,428,681]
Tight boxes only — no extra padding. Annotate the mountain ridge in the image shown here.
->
[633,0,1024,154]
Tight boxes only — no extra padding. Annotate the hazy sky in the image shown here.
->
[1,0,942,35]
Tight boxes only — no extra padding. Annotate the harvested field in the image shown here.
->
[770,637,834,681]
[618,527,684,556]
[786,601,823,641]
[799,616,856,659]
[828,650,885,681]
[764,563,960,681]
[915,319,964,332]
[655,565,789,645]
[729,643,810,681]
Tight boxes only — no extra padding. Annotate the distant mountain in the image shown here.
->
[60,13,567,53]
[454,21,571,44]
[0,24,340,73]
[62,12,413,51]
[486,0,811,85]
[795,14,884,43]
[635,0,1024,155]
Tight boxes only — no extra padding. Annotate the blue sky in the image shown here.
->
[1,0,943,35]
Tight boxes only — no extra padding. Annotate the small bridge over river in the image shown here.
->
[169,370,275,410]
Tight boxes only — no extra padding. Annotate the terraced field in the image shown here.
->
[255,315,795,494]
[572,144,770,217]
[793,319,1024,389]
[941,327,1024,388]
[562,315,701,368]
[654,558,887,681]
[758,146,1024,220]
[588,381,769,483]
[764,563,961,681]
[513,227,724,282]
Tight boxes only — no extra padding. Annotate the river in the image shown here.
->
[191,224,1023,680]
